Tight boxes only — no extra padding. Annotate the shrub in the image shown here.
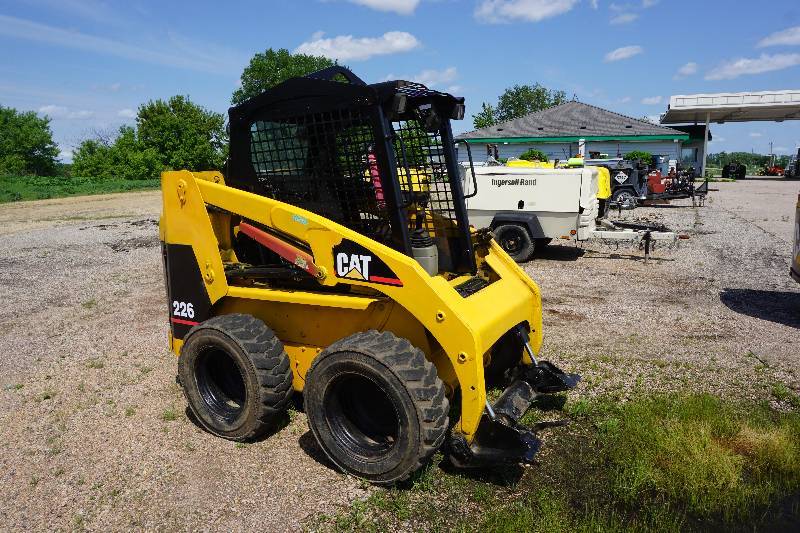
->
[623,150,653,166]
[519,149,548,162]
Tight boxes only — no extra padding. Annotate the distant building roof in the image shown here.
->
[456,101,688,143]
[661,90,800,124]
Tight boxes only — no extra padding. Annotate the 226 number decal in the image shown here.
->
[172,300,195,319]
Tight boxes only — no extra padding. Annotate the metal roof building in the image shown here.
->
[455,101,694,170]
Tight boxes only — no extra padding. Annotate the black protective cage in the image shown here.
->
[226,67,476,274]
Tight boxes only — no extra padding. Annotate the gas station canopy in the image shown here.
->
[660,90,800,124]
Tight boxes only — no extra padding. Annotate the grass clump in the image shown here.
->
[161,408,178,422]
[598,394,800,524]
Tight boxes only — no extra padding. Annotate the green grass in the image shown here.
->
[311,394,800,532]
[0,174,160,203]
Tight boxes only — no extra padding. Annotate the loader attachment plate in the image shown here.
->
[450,361,579,467]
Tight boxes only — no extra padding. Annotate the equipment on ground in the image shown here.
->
[159,67,579,484]
[644,166,709,206]
[722,161,747,180]
[787,150,800,179]
[760,165,785,176]
[461,163,676,262]
[584,158,649,209]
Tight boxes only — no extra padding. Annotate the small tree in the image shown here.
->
[0,105,59,175]
[472,102,497,129]
[519,149,548,162]
[137,96,227,171]
[233,48,335,105]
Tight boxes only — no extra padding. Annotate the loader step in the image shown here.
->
[454,276,490,297]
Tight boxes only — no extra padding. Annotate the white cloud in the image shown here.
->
[641,95,662,105]
[604,45,643,62]
[117,108,136,119]
[709,136,725,144]
[348,0,420,14]
[474,0,579,24]
[0,14,242,75]
[758,26,800,48]
[38,105,93,119]
[705,53,800,80]
[749,132,763,138]
[411,66,458,87]
[590,0,598,8]
[642,0,658,7]
[673,61,697,79]
[610,13,638,24]
[644,114,661,124]
[295,31,419,61]
[618,96,632,103]
[58,148,73,163]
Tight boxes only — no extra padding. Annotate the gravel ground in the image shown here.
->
[529,177,800,403]
[1,180,799,531]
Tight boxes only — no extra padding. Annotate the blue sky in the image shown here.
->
[1,0,799,162]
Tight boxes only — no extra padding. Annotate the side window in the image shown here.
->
[250,121,308,176]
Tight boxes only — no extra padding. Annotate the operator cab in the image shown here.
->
[225,67,474,283]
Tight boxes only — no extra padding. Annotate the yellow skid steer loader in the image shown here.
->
[159,67,578,484]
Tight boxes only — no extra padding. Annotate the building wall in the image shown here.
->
[457,139,681,164]
[457,142,576,163]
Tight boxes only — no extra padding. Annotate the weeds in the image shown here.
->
[81,299,97,309]
[311,394,800,532]
[85,358,104,369]
[161,408,178,421]
[772,382,800,409]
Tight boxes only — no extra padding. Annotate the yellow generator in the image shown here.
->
[159,67,578,484]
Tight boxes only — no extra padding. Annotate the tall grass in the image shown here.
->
[0,175,160,203]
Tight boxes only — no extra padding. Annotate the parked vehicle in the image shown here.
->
[461,165,675,262]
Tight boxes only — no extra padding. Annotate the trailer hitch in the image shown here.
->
[449,326,580,468]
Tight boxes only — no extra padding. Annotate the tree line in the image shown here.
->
[0,49,335,180]
[12,48,787,182]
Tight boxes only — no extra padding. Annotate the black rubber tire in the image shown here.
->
[611,188,637,209]
[494,224,536,262]
[304,330,449,485]
[178,314,293,441]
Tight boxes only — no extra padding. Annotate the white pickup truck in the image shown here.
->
[462,165,675,262]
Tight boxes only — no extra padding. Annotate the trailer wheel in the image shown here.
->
[304,331,449,485]
[611,189,637,209]
[494,224,536,262]
[178,314,293,441]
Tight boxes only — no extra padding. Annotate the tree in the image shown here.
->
[472,103,497,129]
[0,105,59,175]
[72,126,161,180]
[137,95,227,171]
[472,83,567,129]
[232,48,335,105]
